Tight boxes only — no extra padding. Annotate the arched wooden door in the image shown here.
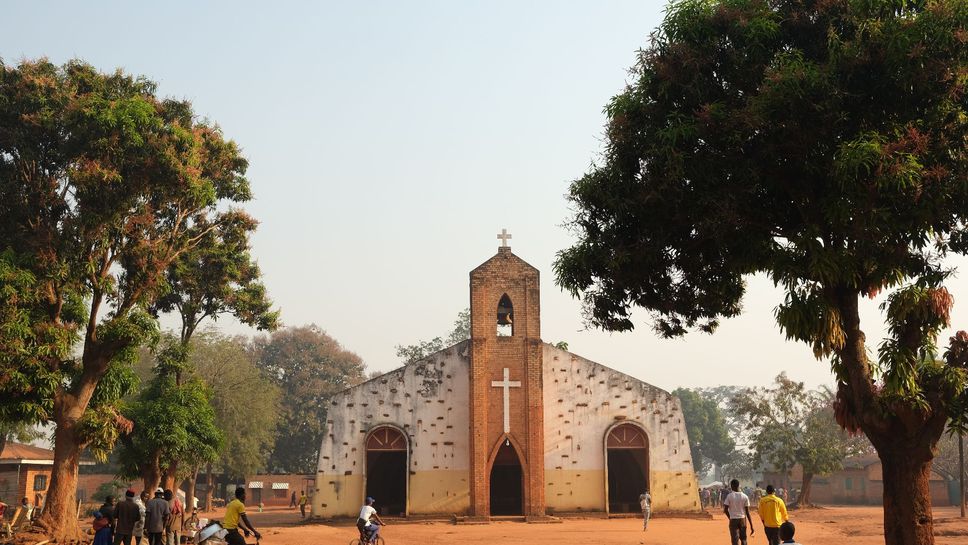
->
[605,423,649,513]
[365,426,408,517]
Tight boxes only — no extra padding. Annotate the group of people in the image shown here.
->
[91,488,187,545]
[722,479,803,545]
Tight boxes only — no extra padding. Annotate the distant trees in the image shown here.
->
[673,388,735,477]
[396,309,470,364]
[731,374,869,505]
[254,325,366,473]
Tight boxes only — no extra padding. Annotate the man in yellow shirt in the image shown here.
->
[223,487,261,545]
[758,485,789,545]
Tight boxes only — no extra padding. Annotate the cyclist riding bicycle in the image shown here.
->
[356,497,386,544]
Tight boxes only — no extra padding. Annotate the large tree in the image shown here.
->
[554,2,968,543]
[0,59,251,541]
[254,325,365,473]
[732,374,869,505]
[193,331,280,508]
[672,387,735,477]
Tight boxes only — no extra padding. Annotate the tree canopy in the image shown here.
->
[553,2,968,543]
[673,387,735,477]
[0,58,253,540]
[732,373,870,505]
[254,325,365,473]
[395,308,470,364]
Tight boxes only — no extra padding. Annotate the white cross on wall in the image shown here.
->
[497,228,512,247]
[491,367,521,434]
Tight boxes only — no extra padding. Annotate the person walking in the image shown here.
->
[223,487,261,545]
[298,491,308,518]
[134,491,148,545]
[723,479,755,545]
[289,491,297,509]
[163,489,183,545]
[113,489,141,545]
[639,491,652,530]
[758,485,789,545]
[100,496,117,535]
[144,489,170,545]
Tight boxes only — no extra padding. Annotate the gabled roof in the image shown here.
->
[470,247,539,275]
[0,441,55,464]
[0,441,95,466]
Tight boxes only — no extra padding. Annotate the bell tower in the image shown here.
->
[468,230,545,519]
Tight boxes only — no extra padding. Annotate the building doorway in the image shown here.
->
[365,426,408,517]
[489,440,523,516]
[606,423,649,513]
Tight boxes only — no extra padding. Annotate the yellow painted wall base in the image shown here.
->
[545,469,605,512]
[651,470,700,512]
[313,470,470,518]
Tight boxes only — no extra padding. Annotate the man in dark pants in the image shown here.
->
[223,487,261,545]
[723,479,755,545]
[758,484,789,545]
[114,489,141,545]
[144,488,170,545]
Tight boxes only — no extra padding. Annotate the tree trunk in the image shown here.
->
[143,449,162,492]
[186,467,199,511]
[162,460,179,491]
[960,432,965,518]
[879,446,936,545]
[204,464,214,512]
[32,406,86,543]
[799,472,814,507]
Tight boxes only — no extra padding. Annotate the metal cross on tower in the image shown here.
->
[497,228,512,247]
[491,367,521,434]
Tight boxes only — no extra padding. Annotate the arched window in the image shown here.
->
[497,294,514,336]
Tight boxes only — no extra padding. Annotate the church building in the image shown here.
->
[313,235,699,520]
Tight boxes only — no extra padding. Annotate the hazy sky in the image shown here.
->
[7,1,968,393]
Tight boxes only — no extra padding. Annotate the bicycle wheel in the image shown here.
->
[372,537,386,545]
[349,539,362,545]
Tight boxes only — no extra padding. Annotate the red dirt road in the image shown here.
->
[235,506,968,545]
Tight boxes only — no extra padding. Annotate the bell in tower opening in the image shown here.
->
[497,293,514,336]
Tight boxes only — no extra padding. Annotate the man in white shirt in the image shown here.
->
[723,479,755,545]
[356,497,386,544]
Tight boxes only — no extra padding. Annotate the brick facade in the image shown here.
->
[468,246,545,518]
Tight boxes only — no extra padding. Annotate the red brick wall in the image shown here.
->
[243,474,315,507]
[468,247,545,518]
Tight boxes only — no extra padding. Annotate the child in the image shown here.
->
[779,521,802,544]
[92,511,113,545]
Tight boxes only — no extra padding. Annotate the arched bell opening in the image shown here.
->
[497,294,514,337]
[364,425,409,517]
[489,439,524,515]
[604,422,650,514]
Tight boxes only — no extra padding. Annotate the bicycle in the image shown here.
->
[349,526,385,545]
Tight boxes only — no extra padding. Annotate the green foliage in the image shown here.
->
[554,0,968,459]
[255,325,365,473]
[0,55,253,480]
[395,308,470,364]
[116,363,224,482]
[673,387,735,476]
[732,374,869,487]
[191,331,280,478]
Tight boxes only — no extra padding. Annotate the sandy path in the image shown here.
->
[234,506,968,545]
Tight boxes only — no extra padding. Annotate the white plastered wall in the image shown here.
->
[313,341,471,518]
[542,343,700,513]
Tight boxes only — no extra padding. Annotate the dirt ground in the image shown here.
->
[225,505,968,545]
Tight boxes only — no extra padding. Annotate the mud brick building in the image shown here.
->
[313,237,699,520]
